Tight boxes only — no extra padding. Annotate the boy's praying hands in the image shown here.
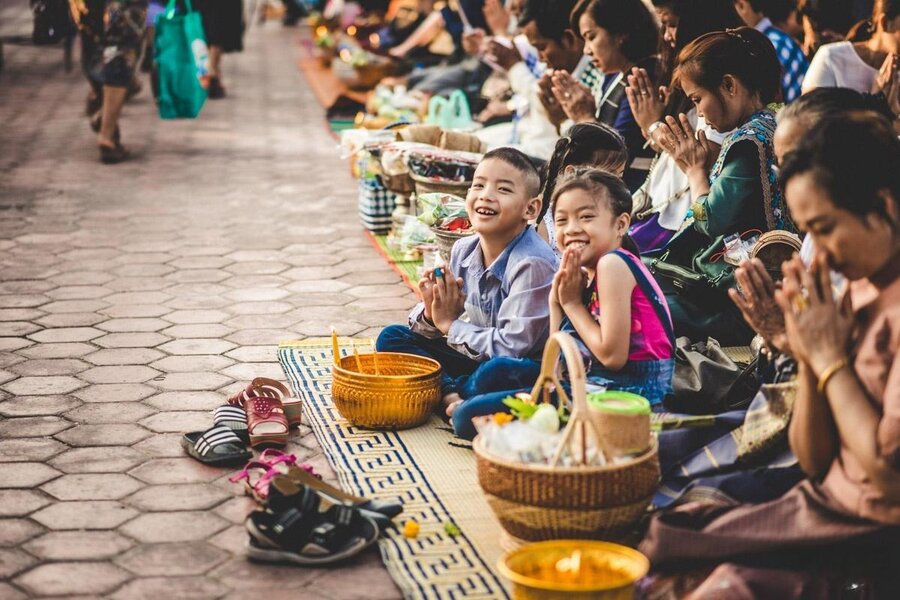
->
[431,267,466,335]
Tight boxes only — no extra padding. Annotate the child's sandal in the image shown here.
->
[246,395,289,449]
[228,377,302,428]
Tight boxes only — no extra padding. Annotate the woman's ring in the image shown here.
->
[564,92,572,100]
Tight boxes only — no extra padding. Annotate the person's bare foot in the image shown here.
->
[445,400,463,417]
[442,392,462,417]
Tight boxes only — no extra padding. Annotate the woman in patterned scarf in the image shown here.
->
[646,27,795,345]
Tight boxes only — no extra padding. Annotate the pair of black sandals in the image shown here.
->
[246,474,402,565]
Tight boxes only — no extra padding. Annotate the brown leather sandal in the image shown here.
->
[99,143,130,164]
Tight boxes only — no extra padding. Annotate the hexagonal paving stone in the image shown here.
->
[2,376,85,396]
[40,299,109,314]
[0,518,44,546]
[0,308,44,321]
[0,351,24,369]
[124,483,230,512]
[118,511,229,543]
[41,473,144,501]
[50,271,115,286]
[212,496,256,525]
[164,283,229,298]
[56,424,150,447]
[18,342,96,359]
[345,284,411,298]
[142,391,225,412]
[31,500,138,530]
[129,458,221,485]
[113,263,175,277]
[169,256,234,269]
[96,318,171,333]
[165,296,231,311]
[0,395,81,417]
[8,359,90,376]
[285,279,351,294]
[0,548,37,579]
[103,291,173,305]
[0,438,67,462]
[210,558,320,592]
[0,321,42,337]
[102,304,172,318]
[207,524,245,554]
[225,329,298,346]
[149,355,234,373]
[44,284,114,300]
[223,287,289,302]
[0,369,15,385]
[159,323,233,338]
[79,365,160,385]
[64,402,154,424]
[224,314,296,330]
[112,575,231,600]
[165,269,231,284]
[221,275,288,289]
[93,332,171,348]
[0,490,52,517]
[220,363,284,382]
[151,372,232,392]
[83,348,166,366]
[162,310,230,325]
[14,561,132,596]
[0,294,50,308]
[0,463,61,488]
[35,312,106,327]
[106,277,173,292]
[24,530,134,561]
[0,416,72,438]
[293,320,366,337]
[49,446,147,474]
[223,346,278,363]
[130,433,184,458]
[75,384,156,403]
[158,339,236,356]
[27,327,104,343]
[139,411,210,434]
[227,302,296,315]
[116,541,229,576]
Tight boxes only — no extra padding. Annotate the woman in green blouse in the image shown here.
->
[647,27,795,345]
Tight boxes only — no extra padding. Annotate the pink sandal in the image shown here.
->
[229,451,318,501]
[228,378,302,428]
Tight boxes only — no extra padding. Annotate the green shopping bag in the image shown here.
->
[154,0,208,119]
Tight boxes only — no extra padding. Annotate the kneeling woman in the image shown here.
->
[640,113,900,595]
[452,169,675,439]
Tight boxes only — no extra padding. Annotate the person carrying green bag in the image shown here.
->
[154,0,208,119]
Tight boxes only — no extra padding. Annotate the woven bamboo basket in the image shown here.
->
[330,333,441,429]
[350,61,395,91]
[498,540,649,600]
[410,172,472,197]
[431,226,475,264]
[749,230,802,280]
[473,333,660,542]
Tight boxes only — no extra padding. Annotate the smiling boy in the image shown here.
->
[376,147,559,415]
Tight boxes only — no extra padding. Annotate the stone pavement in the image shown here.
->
[0,4,414,598]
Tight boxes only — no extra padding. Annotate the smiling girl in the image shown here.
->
[551,168,675,405]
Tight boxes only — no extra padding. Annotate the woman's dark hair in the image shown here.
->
[777,87,895,127]
[520,0,580,42]
[550,167,641,256]
[572,0,660,62]
[659,0,744,115]
[673,27,782,104]
[798,0,857,38]
[538,123,629,224]
[780,112,900,228]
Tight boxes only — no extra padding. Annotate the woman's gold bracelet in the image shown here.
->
[817,357,850,395]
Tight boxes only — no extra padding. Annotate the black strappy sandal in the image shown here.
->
[246,483,379,566]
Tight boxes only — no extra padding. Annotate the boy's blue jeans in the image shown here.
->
[376,325,541,399]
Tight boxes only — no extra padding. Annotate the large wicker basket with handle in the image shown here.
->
[473,332,660,542]
[330,333,441,429]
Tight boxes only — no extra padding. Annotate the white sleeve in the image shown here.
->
[801,45,837,93]
[507,62,537,96]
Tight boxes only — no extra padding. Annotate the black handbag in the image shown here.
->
[664,336,759,415]
[30,0,74,45]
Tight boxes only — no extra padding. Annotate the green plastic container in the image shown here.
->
[587,391,651,415]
